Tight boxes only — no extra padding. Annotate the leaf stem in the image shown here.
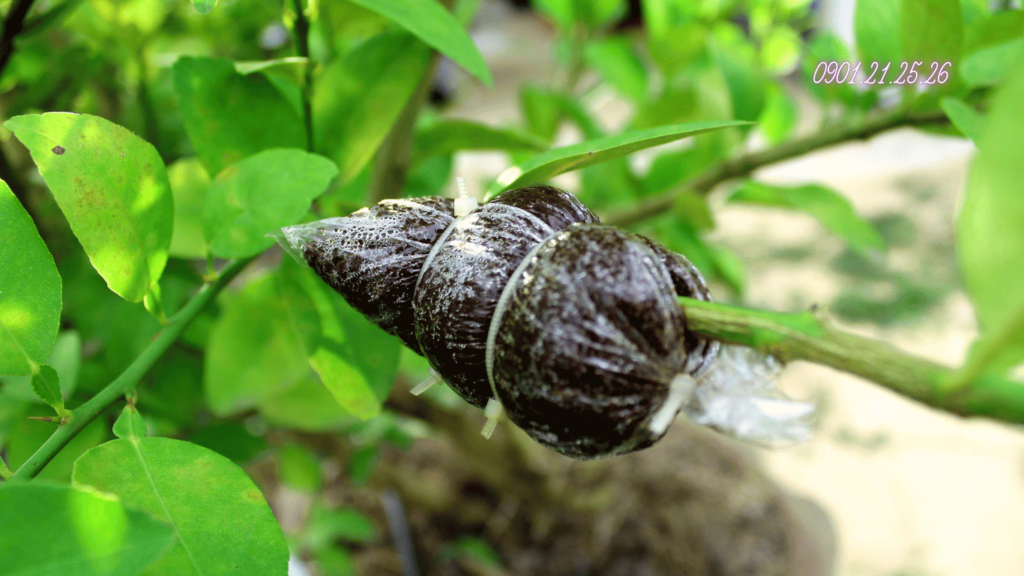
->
[679,297,1024,425]
[605,108,950,227]
[0,0,35,81]
[290,0,314,152]
[9,257,254,481]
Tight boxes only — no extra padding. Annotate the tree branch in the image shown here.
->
[0,0,35,81]
[9,257,254,481]
[679,297,1024,425]
[605,108,950,227]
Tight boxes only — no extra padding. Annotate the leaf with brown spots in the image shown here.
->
[5,113,173,303]
[73,437,289,576]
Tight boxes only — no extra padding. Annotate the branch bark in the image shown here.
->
[679,297,1024,425]
[9,257,254,481]
[605,108,950,227]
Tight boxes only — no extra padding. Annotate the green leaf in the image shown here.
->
[758,84,797,145]
[963,10,1024,56]
[5,112,171,304]
[961,39,1024,87]
[345,0,492,86]
[489,120,748,196]
[583,38,648,102]
[204,276,310,416]
[411,120,546,165]
[73,438,289,576]
[281,258,399,420]
[0,483,175,576]
[956,53,1024,372]
[167,157,210,260]
[30,364,64,414]
[728,181,886,254]
[940,97,983,142]
[173,56,306,176]
[202,149,338,258]
[760,26,802,75]
[855,0,902,65]
[192,0,216,14]
[313,31,432,183]
[534,0,573,27]
[278,444,321,492]
[3,330,82,402]
[901,0,962,74]
[0,179,61,375]
[257,377,357,432]
[113,405,146,440]
[187,422,267,463]
[304,505,379,550]
[711,38,766,122]
[439,536,503,568]
[21,0,85,38]
[316,548,357,576]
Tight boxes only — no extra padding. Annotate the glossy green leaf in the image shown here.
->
[6,112,171,304]
[411,120,546,165]
[202,149,338,258]
[3,330,81,402]
[73,438,289,576]
[940,97,983,142]
[204,276,310,416]
[728,181,886,254]
[278,444,321,492]
[584,38,648,102]
[0,179,61,375]
[901,0,962,74]
[192,0,216,14]
[346,0,491,85]
[31,364,63,414]
[173,56,305,176]
[961,39,1024,87]
[0,483,175,576]
[112,405,146,440]
[166,158,210,259]
[314,31,432,183]
[489,120,748,195]
[855,0,902,65]
[956,54,1024,372]
[257,377,357,432]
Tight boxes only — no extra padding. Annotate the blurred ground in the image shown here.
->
[441,2,1024,575]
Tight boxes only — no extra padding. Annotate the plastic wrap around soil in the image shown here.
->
[414,185,598,408]
[278,197,454,353]
[488,224,699,459]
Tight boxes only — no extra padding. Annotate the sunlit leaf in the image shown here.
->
[940,97,983,142]
[489,120,748,196]
[0,483,174,576]
[73,438,289,576]
[5,113,171,304]
[202,149,338,258]
[345,0,492,86]
[112,405,146,440]
[173,56,305,176]
[30,364,63,414]
[728,181,886,254]
[0,179,61,375]
[3,330,81,402]
[961,39,1024,87]
[167,157,210,259]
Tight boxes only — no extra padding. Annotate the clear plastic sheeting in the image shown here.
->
[684,345,816,447]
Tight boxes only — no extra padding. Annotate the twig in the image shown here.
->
[9,257,254,481]
[604,108,950,227]
[381,489,421,576]
[679,297,1024,425]
[291,0,313,152]
[0,0,35,81]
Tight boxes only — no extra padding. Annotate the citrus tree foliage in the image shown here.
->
[0,0,1022,574]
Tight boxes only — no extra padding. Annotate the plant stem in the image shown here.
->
[0,0,35,81]
[291,0,313,152]
[679,297,1024,425]
[605,108,950,227]
[367,54,439,203]
[9,257,254,482]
